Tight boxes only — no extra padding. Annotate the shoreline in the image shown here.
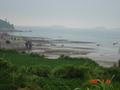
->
[1,32,119,67]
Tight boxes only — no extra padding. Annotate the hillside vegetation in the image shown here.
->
[0,19,14,30]
[0,49,120,90]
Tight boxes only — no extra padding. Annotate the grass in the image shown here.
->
[0,49,97,68]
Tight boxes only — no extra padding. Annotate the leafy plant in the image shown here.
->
[88,75,115,90]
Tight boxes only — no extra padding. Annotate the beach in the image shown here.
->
[8,27,120,67]
[21,36,119,67]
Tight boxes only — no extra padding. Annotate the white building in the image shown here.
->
[0,32,25,49]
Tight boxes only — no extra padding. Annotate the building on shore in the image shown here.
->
[0,32,25,49]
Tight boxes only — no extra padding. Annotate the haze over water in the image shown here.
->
[11,26,120,66]
[14,26,120,48]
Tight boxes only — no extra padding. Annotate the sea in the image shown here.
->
[11,26,120,67]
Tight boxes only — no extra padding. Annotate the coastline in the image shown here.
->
[1,31,119,67]
[29,36,120,67]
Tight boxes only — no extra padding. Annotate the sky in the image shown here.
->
[0,0,120,28]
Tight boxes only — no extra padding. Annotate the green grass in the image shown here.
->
[0,49,97,68]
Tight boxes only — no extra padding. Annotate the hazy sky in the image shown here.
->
[0,0,120,28]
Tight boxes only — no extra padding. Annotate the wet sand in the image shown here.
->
[1,34,119,67]
[29,38,120,67]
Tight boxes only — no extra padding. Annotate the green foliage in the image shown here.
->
[0,59,14,90]
[52,65,90,80]
[103,67,120,82]
[0,49,98,68]
[0,58,10,69]
[0,49,120,90]
[29,66,50,77]
[88,79,113,90]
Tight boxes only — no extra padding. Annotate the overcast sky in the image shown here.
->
[0,0,120,28]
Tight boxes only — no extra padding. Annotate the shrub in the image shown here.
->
[52,65,90,80]
[29,66,50,77]
[17,66,28,73]
[13,73,28,88]
[21,76,42,90]
[103,67,120,82]
[0,59,16,90]
[0,58,10,69]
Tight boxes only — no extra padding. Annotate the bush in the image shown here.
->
[17,66,28,73]
[13,73,28,88]
[103,67,120,82]
[0,58,10,69]
[0,59,16,90]
[24,76,43,90]
[52,65,90,80]
[29,66,50,77]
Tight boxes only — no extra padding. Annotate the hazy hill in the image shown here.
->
[0,19,14,31]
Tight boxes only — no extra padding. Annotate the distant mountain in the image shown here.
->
[0,19,14,31]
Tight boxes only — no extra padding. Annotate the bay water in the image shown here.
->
[11,26,120,66]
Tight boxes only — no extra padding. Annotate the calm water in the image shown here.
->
[13,26,120,47]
